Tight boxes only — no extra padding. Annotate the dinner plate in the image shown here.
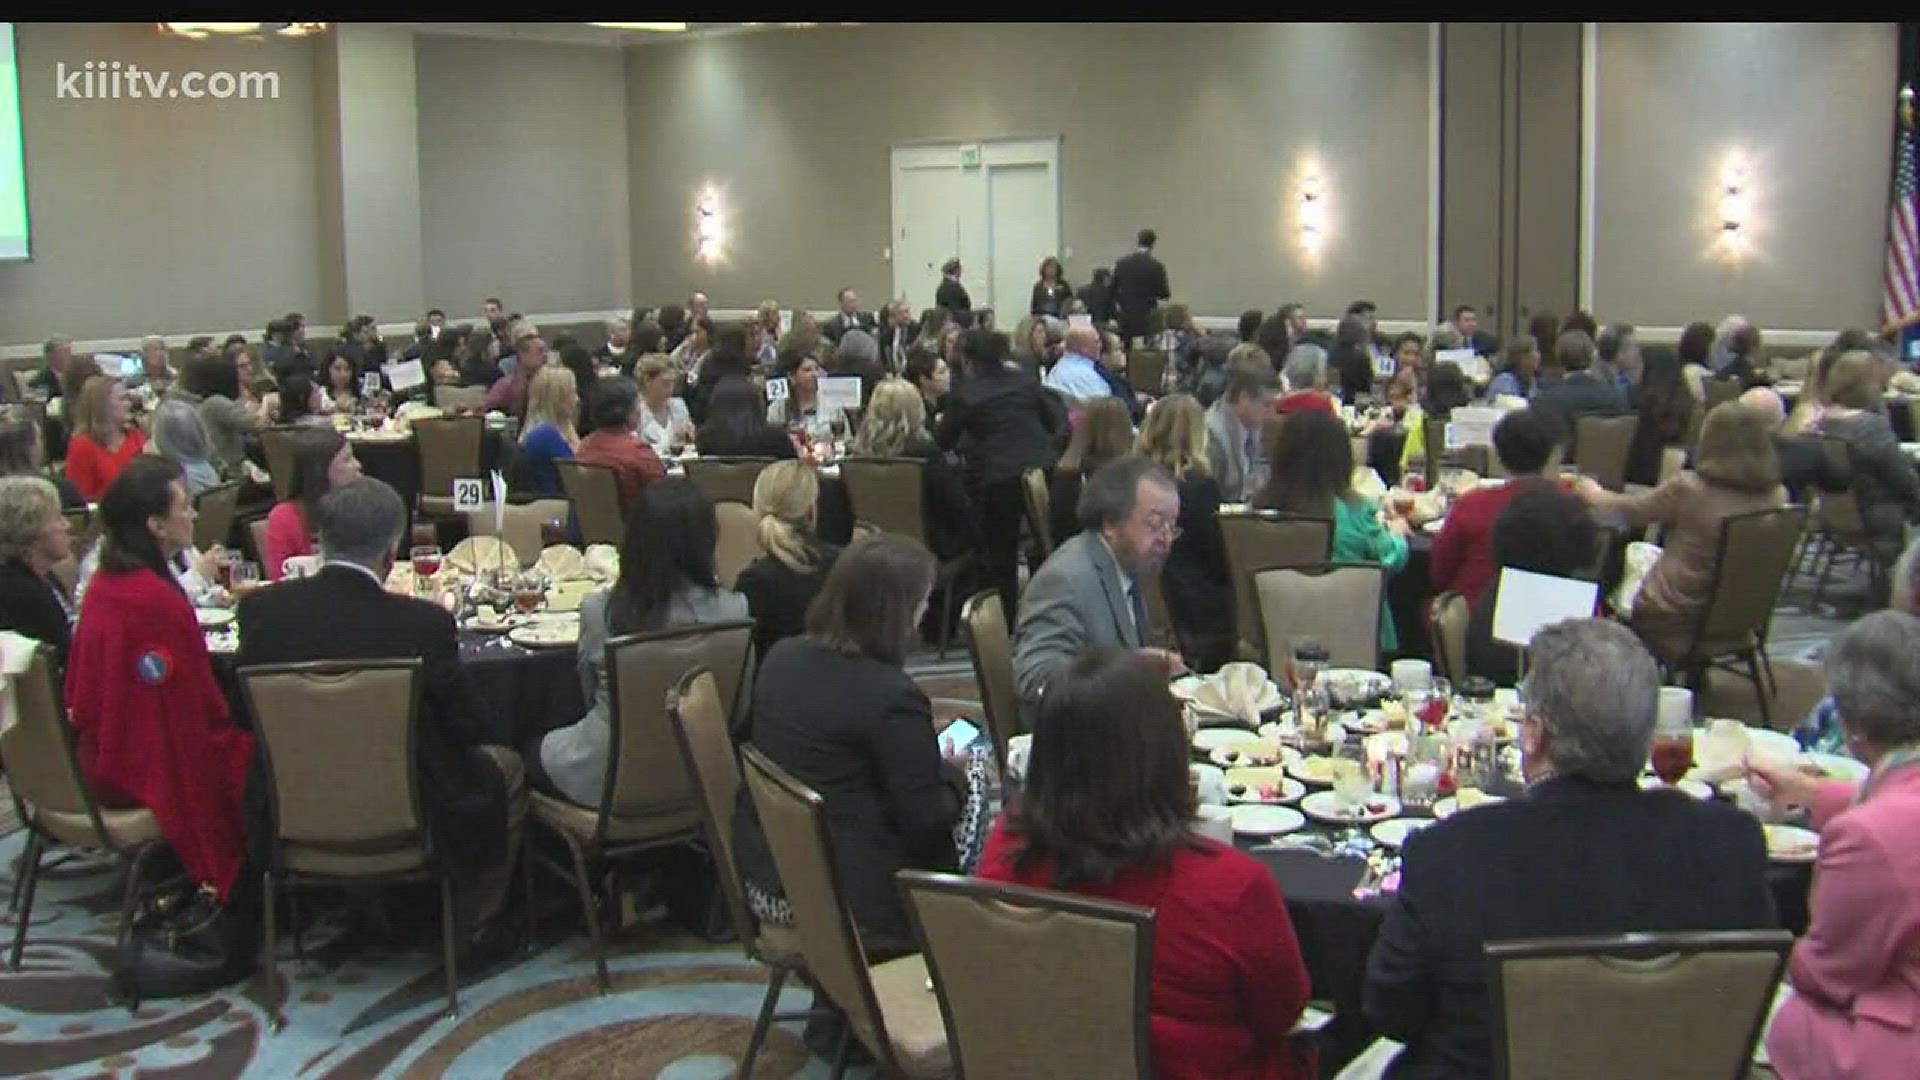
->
[1799,752,1869,784]
[1638,775,1714,800]
[1300,790,1402,826]
[195,607,235,628]
[1222,768,1307,805]
[508,623,580,649]
[1695,724,1799,763]
[1229,804,1307,837]
[1764,824,1819,864]
[1210,740,1297,770]
[463,609,524,634]
[1285,756,1345,786]
[1422,518,1445,534]
[1432,791,1506,819]
[1370,817,1435,849]
[1193,728,1260,754]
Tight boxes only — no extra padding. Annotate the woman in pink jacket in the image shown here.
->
[1750,609,1920,1080]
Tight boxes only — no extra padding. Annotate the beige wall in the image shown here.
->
[0,23,326,343]
[625,22,1436,320]
[415,36,630,319]
[1591,23,1897,329]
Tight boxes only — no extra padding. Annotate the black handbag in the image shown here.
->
[111,884,249,1007]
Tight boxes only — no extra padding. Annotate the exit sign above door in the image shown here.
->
[959,144,982,168]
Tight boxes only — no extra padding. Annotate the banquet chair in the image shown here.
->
[713,500,760,590]
[432,384,489,413]
[554,459,627,547]
[1128,349,1170,398]
[961,590,1022,772]
[1572,414,1640,493]
[1021,466,1055,561]
[1486,930,1792,1080]
[2,645,176,974]
[1422,415,1491,483]
[684,456,775,507]
[413,415,485,520]
[840,456,974,657]
[1657,505,1808,729]
[192,481,241,552]
[1220,511,1334,660]
[259,425,304,503]
[1428,592,1470,684]
[1254,563,1386,674]
[529,621,754,991]
[239,659,462,1026]
[897,870,1154,1080]
[666,668,832,1076]
[248,517,271,568]
[740,747,951,1079]
[1704,378,1744,412]
[1805,437,1896,612]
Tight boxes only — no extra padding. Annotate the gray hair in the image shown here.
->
[1826,610,1920,751]
[1430,324,1464,351]
[151,400,211,465]
[1076,456,1175,532]
[317,478,407,569]
[0,476,60,561]
[1522,619,1661,782]
[835,328,880,367]
[1282,342,1327,392]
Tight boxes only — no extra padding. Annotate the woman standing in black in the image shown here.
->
[935,258,972,312]
[1029,256,1073,318]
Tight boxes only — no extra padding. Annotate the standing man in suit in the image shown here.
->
[1111,229,1171,347]
[1363,618,1776,1079]
[935,258,972,313]
[236,478,527,961]
[1014,457,1188,716]
[822,287,877,345]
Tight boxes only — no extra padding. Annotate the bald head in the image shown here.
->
[1738,386,1785,427]
[1064,326,1102,358]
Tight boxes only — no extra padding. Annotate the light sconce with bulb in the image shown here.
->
[694,188,726,264]
[1718,154,1753,254]
[1297,172,1328,258]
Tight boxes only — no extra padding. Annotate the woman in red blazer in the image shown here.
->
[63,375,147,502]
[978,648,1313,1080]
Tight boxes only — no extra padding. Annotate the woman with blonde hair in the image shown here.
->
[1136,393,1234,671]
[735,460,838,659]
[64,376,147,502]
[850,379,977,561]
[1049,396,1135,545]
[1808,349,1920,536]
[517,365,579,497]
[1577,401,1787,662]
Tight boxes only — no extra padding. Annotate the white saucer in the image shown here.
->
[1370,817,1435,848]
[195,607,235,628]
[1300,790,1402,826]
[1230,804,1307,837]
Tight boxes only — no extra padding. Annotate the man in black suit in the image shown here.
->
[1449,304,1500,357]
[935,258,972,312]
[236,478,526,954]
[1529,329,1629,451]
[1110,228,1171,346]
[1363,619,1775,1079]
[822,287,877,344]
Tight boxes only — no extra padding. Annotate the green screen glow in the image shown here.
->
[0,25,27,260]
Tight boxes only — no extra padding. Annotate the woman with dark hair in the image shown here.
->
[554,338,599,435]
[1330,312,1377,402]
[271,371,325,427]
[1077,267,1114,326]
[766,351,834,439]
[1398,361,1476,478]
[936,257,972,312]
[322,351,360,413]
[686,323,751,424]
[1048,396,1135,546]
[1030,255,1073,318]
[66,456,257,932]
[937,327,1068,616]
[0,410,85,509]
[1254,314,1294,375]
[626,319,666,373]
[180,355,259,474]
[262,426,361,580]
[1466,487,1603,683]
[1485,335,1541,401]
[1623,345,1695,487]
[656,303,689,352]
[694,376,799,460]
[457,325,503,388]
[902,347,951,431]
[1432,407,1566,607]
[1527,312,1562,368]
[533,476,748,806]
[1254,409,1411,650]
[979,648,1312,1080]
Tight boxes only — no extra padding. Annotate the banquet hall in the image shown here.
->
[0,18,1916,1080]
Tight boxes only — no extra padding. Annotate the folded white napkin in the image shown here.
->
[1178,662,1283,725]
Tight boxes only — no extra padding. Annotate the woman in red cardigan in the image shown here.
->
[978,649,1313,1080]
[64,376,147,502]
[66,456,255,910]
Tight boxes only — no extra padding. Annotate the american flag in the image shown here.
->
[1886,86,1919,326]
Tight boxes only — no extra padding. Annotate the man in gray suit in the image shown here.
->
[1206,364,1281,501]
[1014,457,1188,714]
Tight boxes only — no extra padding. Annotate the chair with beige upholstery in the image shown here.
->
[464,498,568,568]
[413,415,485,520]
[667,668,829,1076]
[554,459,627,547]
[258,425,304,503]
[961,590,1021,772]
[684,456,776,507]
[1704,378,1745,411]
[1487,930,1792,1080]
[740,747,951,1079]
[1423,415,1492,482]
[1572,414,1640,493]
[1128,349,1169,399]
[1806,437,1896,611]
[713,500,761,590]
[1255,563,1387,673]
[2,645,172,971]
[192,481,241,552]
[839,456,974,657]
[1021,466,1054,559]
[1428,592,1470,683]
[1657,505,1808,728]
[432,384,489,413]
[1219,511,1334,659]
[897,869,1153,1080]
[529,621,754,991]
[239,659,460,1026]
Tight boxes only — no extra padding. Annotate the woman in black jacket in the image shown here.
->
[734,460,840,661]
[936,328,1067,617]
[0,476,77,678]
[687,324,754,425]
[1076,268,1115,326]
[694,377,798,460]
[1029,256,1073,318]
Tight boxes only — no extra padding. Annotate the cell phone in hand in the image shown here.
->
[940,720,984,757]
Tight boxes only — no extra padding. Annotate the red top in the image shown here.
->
[1273,391,1337,417]
[1430,476,1556,605]
[263,500,313,581]
[978,818,1312,1080]
[65,568,255,900]
[576,430,668,506]
[64,428,148,502]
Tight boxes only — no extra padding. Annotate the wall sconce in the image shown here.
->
[1298,173,1328,257]
[694,187,725,264]
[1718,154,1752,253]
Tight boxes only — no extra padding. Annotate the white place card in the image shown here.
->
[1435,347,1479,367]
[1444,406,1502,450]
[452,478,484,512]
[1068,314,1093,329]
[1374,350,1397,378]
[383,359,427,391]
[819,375,864,413]
[1491,568,1600,648]
[360,371,383,396]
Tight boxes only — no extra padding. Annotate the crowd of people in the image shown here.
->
[1,264,1917,1079]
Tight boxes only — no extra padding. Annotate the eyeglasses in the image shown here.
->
[1142,517,1183,540]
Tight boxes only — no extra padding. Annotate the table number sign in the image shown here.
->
[452,478,484,512]
[765,376,790,403]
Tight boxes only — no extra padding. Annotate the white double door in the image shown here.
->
[890,137,1062,315]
